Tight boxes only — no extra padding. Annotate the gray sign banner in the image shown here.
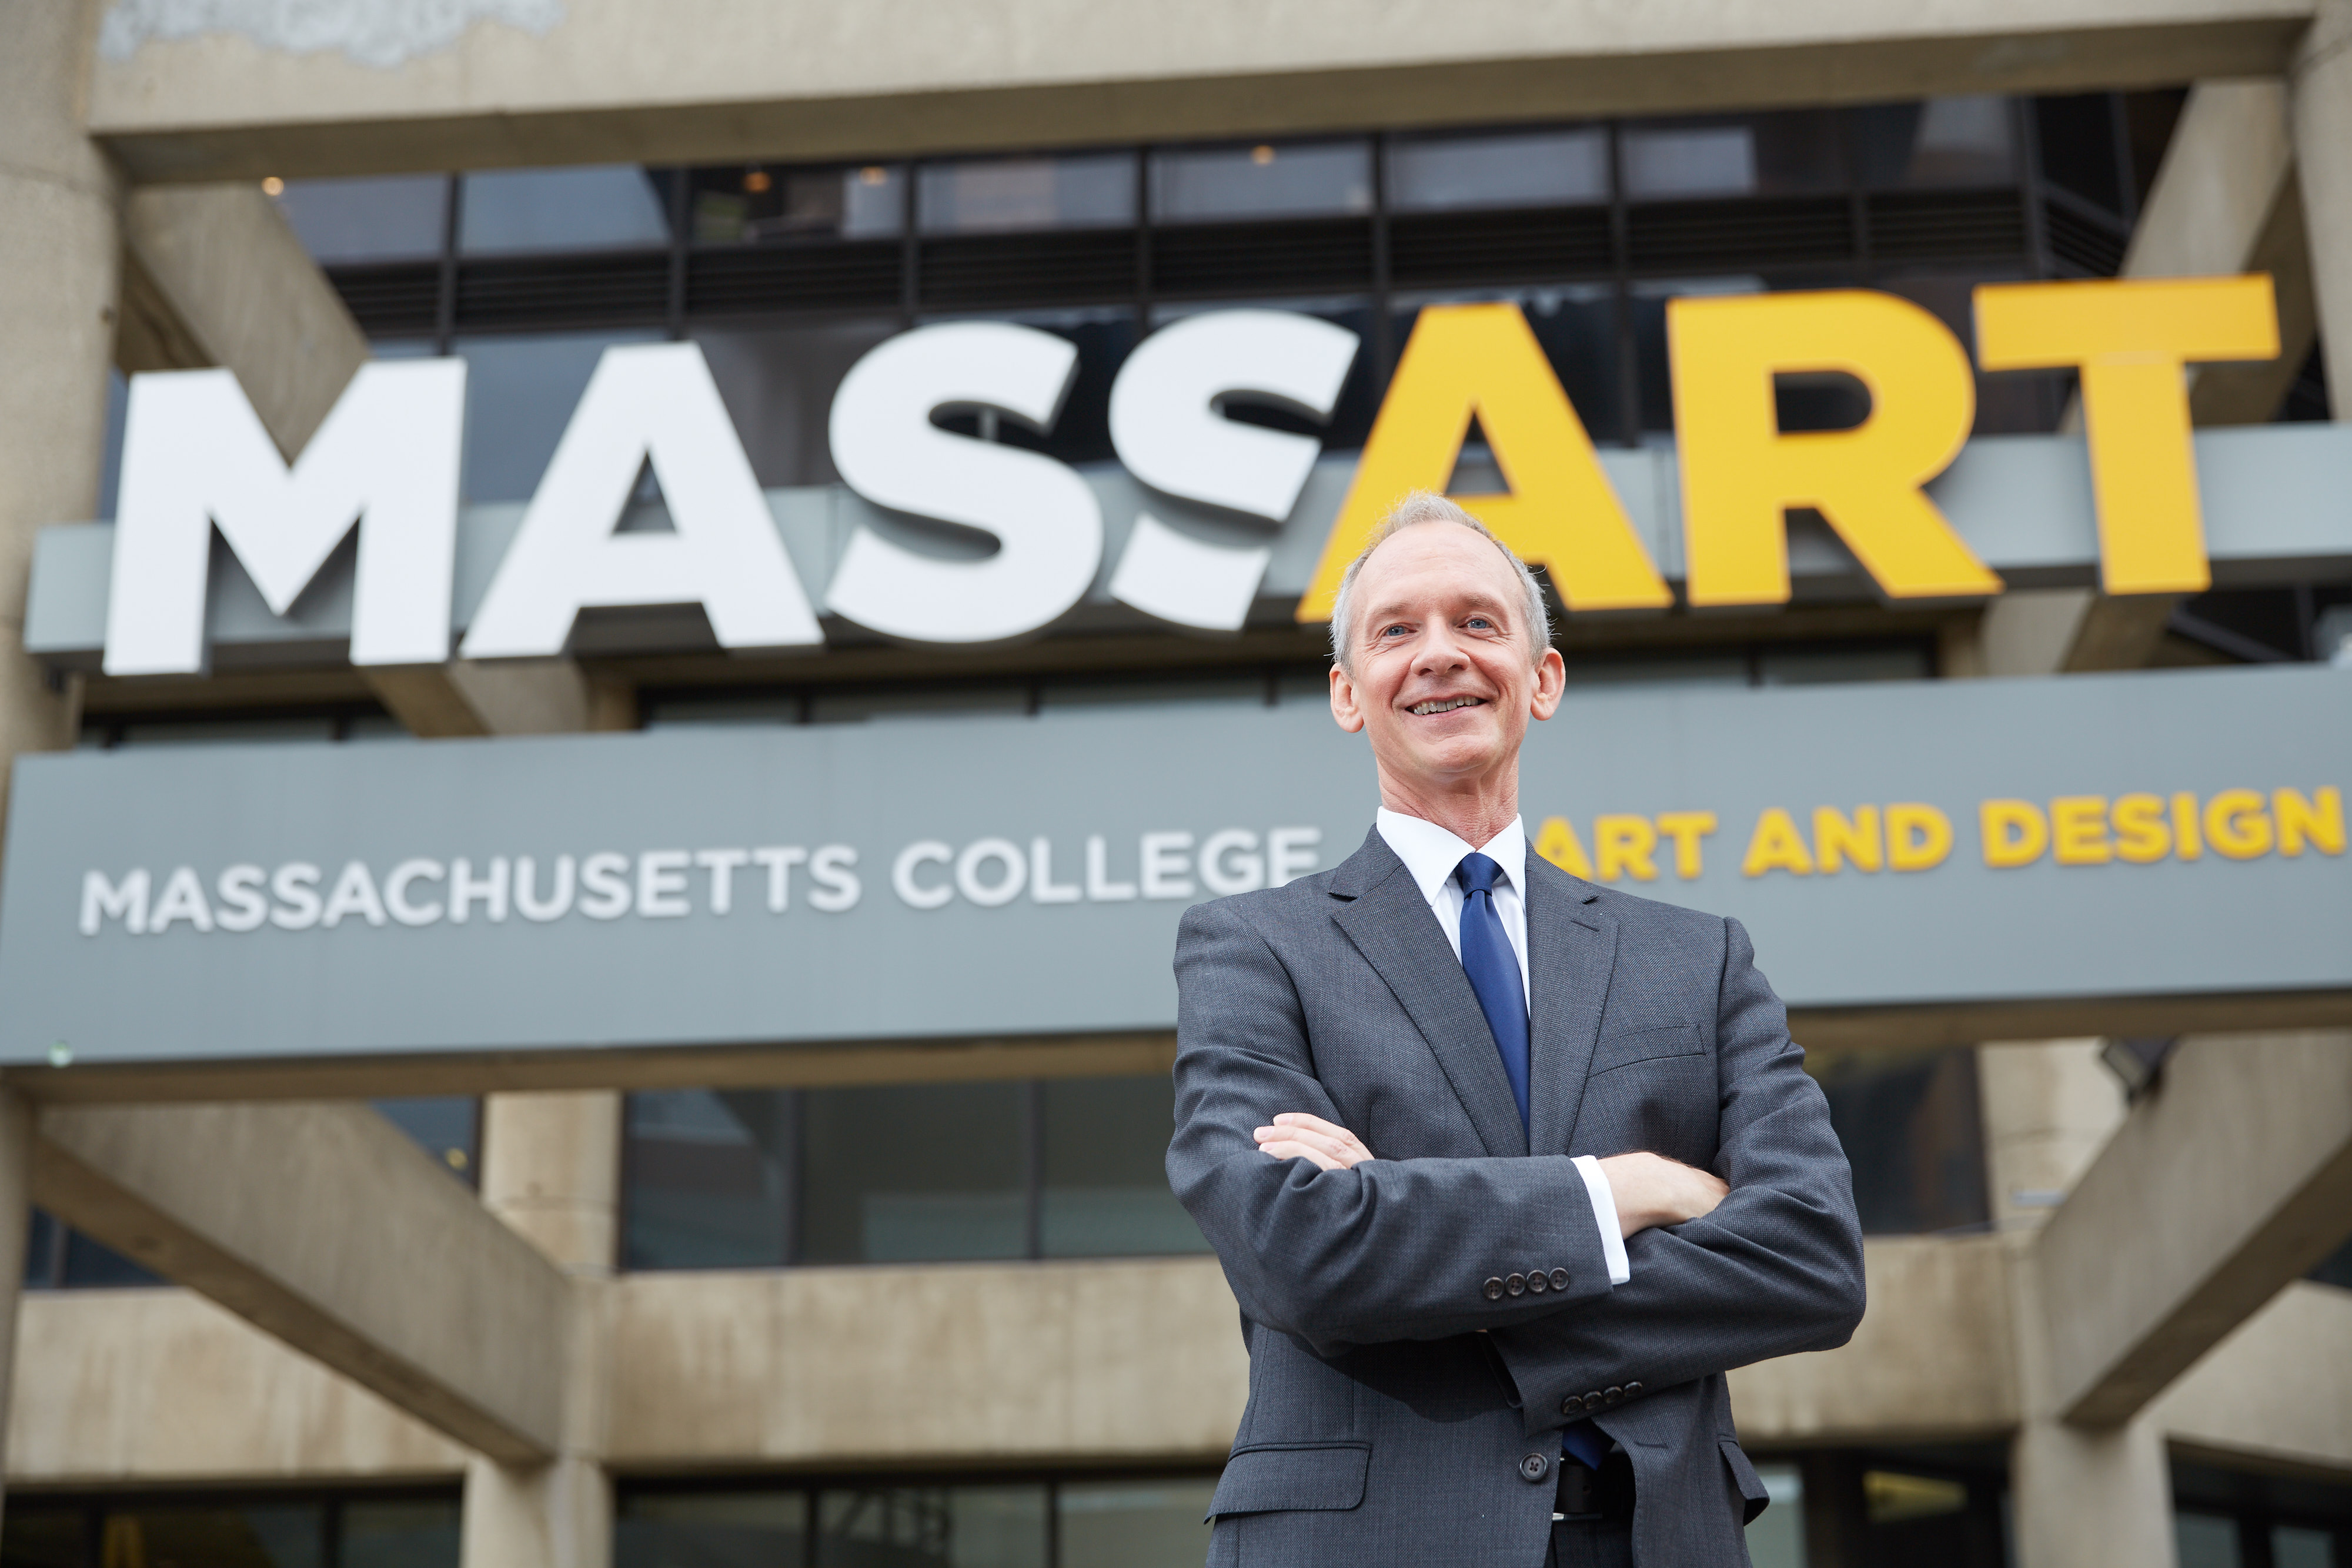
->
[3,666,2349,1068]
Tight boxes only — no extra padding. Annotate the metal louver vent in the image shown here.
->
[1150,218,1374,298]
[2040,198,2127,278]
[1865,190,2027,261]
[326,262,440,337]
[1628,196,1853,273]
[918,231,1137,310]
[686,241,901,317]
[453,253,670,331]
[1389,207,1613,287]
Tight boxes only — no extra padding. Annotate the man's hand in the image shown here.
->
[1255,1112,1374,1171]
[1598,1152,1729,1239]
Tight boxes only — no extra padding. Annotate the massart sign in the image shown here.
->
[99,276,2278,676]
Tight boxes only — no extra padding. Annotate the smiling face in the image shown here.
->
[1329,523,1565,826]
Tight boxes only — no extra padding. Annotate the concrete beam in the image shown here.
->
[2159,1280,2352,1477]
[6,1288,467,1483]
[30,1100,572,1462]
[88,2,2307,183]
[2037,1031,2352,1426]
[115,183,369,456]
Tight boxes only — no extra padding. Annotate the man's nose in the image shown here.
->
[1412,623,1468,672]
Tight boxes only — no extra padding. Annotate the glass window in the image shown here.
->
[1629,278,1766,433]
[1811,1045,1989,1235]
[1150,140,1372,222]
[1040,1076,1208,1258]
[2274,1526,2336,1568]
[22,1206,162,1289]
[1744,1464,1805,1568]
[617,1491,809,1568]
[1394,285,1619,443]
[373,1097,480,1183]
[340,1499,461,1568]
[1036,677,1260,711]
[2034,96,2127,215]
[918,306,1135,468]
[816,1486,1045,1568]
[96,366,127,521]
[271,175,449,263]
[103,1505,325,1567]
[113,717,340,747]
[623,1089,793,1270]
[2312,1235,2352,1290]
[0,1505,85,1568]
[1623,111,1844,199]
[1849,98,2017,188]
[643,693,805,728]
[1058,1480,1216,1568]
[1150,297,1378,449]
[1388,128,1610,212]
[920,153,1135,233]
[1561,656,1749,689]
[690,163,904,245]
[2176,1513,2244,1568]
[801,1083,1027,1264]
[458,165,672,255]
[452,329,666,503]
[694,319,899,489]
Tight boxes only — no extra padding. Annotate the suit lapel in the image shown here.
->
[1328,830,1528,1158]
[1523,856,1618,1157]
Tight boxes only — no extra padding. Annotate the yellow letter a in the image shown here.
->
[1297,303,1670,623]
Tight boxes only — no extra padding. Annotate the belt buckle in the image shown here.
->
[1552,1458,1603,1522]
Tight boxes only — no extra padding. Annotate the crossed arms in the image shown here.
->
[1165,898,1866,1432]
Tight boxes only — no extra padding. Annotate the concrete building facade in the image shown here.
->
[2,3,2352,1566]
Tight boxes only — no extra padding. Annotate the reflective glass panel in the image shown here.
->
[806,687,1030,725]
[1388,128,1609,212]
[2176,1513,2244,1568]
[458,165,671,254]
[1040,1075,1208,1257]
[113,717,339,746]
[1756,646,1932,686]
[342,1499,462,1568]
[691,163,904,244]
[617,1492,808,1568]
[0,1505,85,1568]
[1743,1464,1806,1568]
[800,1084,1025,1264]
[694,319,899,488]
[623,1089,793,1270]
[1561,656,1749,689]
[1057,1480,1216,1568]
[102,1505,323,1567]
[373,1096,481,1183]
[272,175,449,262]
[1810,1045,1989,1235]
[816,1486,1045,1568]
[919,153,1135,233]
[1849,98,2017,188]
[1393,284,1618,442]
[2274,1526,2336,1568]
[1623,111,1843,198]
[1150,141,1372,221]
[452,329,665,502]
[917,307,1135,467]
[1035,677,1259,711]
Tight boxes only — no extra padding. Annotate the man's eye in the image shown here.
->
[1381,624,1408,637]
[1466,617,1494,630]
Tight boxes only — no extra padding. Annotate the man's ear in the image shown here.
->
[1529,647,1566,721]
[1329,663,1367,734]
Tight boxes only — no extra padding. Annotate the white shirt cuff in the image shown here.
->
[1572,1155,1632,1286]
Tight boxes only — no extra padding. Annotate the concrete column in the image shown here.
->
[2294,0,2352,417]
[2010,1411,2179,1568]
[1977,1039,2126,1229]
[0,0,110,801]
[0,1087,33,1521]
[464,1092,622,1568]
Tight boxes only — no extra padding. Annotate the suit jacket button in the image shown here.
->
[1584,1392,1607,1414]
[1548,1268,1569,1290]
[1482,1277,1505,1300]
[1526,1269,1549,1294]
[1624,1381,1644,1398]
[1519,1453,1551,1483]
[1604,1386,1624,1406]
[1506,1273,1526,1296]
[1562,1396,1579,1417]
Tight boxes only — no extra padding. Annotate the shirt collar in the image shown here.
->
[1375,808,1528,907]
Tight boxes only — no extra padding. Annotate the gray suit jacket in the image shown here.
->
[1167,826,1865,1568]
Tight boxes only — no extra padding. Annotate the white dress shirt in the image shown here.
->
[1376,809,1632,1287]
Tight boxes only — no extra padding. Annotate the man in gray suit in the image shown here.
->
[1167,493,1866,1567]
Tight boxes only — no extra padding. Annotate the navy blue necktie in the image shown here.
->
[1455,852,1611,1473]
[1454,852,1530,1135]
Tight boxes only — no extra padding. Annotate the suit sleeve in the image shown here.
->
[1487,917,1867,1438]
[1166,897,1613,1358]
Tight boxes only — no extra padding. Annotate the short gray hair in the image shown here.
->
[1328,492,1552,673]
